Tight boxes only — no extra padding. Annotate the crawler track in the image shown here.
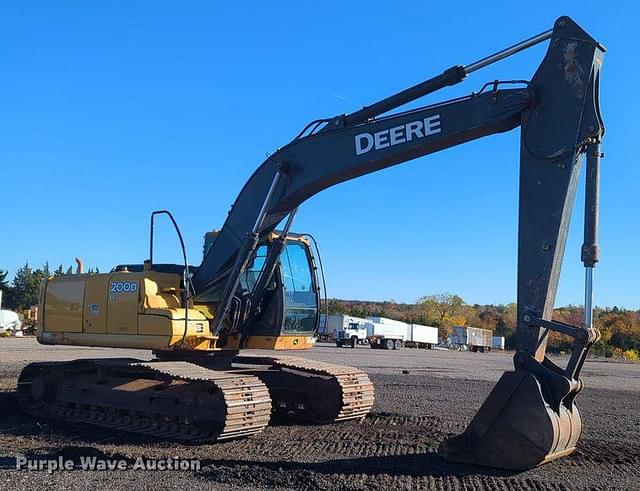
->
[237,354,375,423]
[17,359,271,442]
[270,355,375,422]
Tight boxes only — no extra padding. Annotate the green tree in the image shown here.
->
[417,293,464,324]
[11,262,48,310]
[0,269,10,292]
[416,293,466,339]
[0,269,14,308]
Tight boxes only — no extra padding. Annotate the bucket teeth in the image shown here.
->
[439,369,583,470]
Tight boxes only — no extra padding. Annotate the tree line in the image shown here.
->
[324,293,640,361]
[0,262,99,311]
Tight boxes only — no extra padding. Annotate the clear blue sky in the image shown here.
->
[1,1,638,309]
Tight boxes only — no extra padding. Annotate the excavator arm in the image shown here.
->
[192,16,604,469]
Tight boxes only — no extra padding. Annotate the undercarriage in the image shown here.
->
[17,354,375,442]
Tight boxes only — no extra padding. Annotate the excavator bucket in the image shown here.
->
[439,366,582,469]
[437,325,606,459]
[441,322,600,469]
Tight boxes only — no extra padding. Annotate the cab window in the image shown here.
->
[242,245,267,293]
[281,241,318,333]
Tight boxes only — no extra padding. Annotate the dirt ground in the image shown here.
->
[0,337,638,490]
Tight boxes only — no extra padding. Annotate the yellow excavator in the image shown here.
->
[18,16,604,470]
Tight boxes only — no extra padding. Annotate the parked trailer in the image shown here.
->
[405,323,438,349]
[449,326,493,353]
[366,317,438,350]
[366,320,406,350]
[492,336,505,350]
[317,314,333,342]
[366,316,406,325]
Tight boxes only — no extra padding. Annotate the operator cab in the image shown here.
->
[203,231,321,338]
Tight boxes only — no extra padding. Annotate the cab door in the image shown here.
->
[280,240,319,334]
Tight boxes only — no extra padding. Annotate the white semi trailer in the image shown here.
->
[405,323,439,349]
[366,318,406,350]
[366,317,438,350]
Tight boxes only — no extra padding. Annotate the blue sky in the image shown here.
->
[0,1,638,309]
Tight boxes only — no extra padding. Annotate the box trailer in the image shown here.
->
[366,316,402,324]
[365,317,438,350]
[317,314,332,342]
[449,326,493,352]
[366,320,406,350]
[405,323,438,349]
[492,336,505,350]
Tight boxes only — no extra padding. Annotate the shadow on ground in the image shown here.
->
[194,453,521,488]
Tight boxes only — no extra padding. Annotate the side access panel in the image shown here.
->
[42,275,86,333]
[82,274,109,334]
[106,273,140,335]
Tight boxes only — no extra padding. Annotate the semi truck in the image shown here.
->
[317,314,370,346]
[449,326,493,353]
[329,315,370,348]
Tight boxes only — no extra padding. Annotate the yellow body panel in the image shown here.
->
[141,274,181,309]
[39,271,219,351]
[39,331,180,350]
[138,309,206,336]
[43,275,86,332]
[82,274,109,333]
[106,272,140,335]
[138,308,210,351]
[244,335,316,350]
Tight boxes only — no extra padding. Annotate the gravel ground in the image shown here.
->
[0,337,638,490]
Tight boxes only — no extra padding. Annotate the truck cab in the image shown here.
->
[336,321,368,348]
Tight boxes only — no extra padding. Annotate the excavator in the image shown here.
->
[18,16,604,470]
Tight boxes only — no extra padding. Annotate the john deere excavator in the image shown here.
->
[18,16,604,470]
